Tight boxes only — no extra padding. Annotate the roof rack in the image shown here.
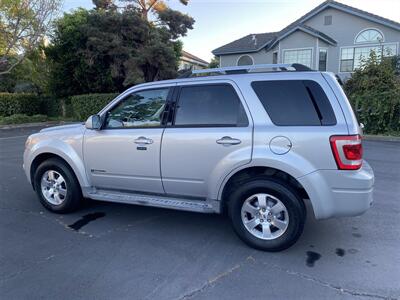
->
[177,63,312,79]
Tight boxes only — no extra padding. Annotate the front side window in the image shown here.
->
[174,84,248,127]
[283,49,312,68]
[105,88,169,129]
[355,29,383,44]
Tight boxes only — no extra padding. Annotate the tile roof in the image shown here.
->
[212,0,400,56]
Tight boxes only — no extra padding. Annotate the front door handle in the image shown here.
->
[216,136,242,145]
[134,136,153,145]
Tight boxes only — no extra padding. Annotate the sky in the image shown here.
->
[63,0,400,62]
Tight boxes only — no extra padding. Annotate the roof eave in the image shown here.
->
[308,2,400,31]
[266,26,337,50]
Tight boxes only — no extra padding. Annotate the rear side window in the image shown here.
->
[174,84,248,127]
[251,80,336,126]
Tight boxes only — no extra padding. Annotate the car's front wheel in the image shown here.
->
[33,158,82,213]
[228,177,306,251]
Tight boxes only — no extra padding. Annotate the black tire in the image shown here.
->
[33,158,82,213]
[228,177,306,252]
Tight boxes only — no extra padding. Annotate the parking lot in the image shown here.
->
[1,126,399,300]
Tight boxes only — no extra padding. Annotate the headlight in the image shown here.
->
[25,136,34,149]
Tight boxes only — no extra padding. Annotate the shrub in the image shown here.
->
[0,93,43,116]
[0,114,48,125]
[70,93,118,120]
[344,53,400,135]
[40,96,64,117]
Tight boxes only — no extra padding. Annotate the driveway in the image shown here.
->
[1,126,399,299]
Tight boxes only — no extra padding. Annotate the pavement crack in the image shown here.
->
[177,255,254,300]
[262,261,395,300]
[0,244,80,282]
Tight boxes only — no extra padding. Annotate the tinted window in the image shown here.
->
[251,80,336,126]
[174,85,248,127]
[105,88,169,129]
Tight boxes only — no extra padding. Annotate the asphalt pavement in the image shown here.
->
[0,126,399,300]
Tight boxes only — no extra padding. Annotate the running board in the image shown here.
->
[87,189,218,213]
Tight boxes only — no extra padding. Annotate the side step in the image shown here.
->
[87,189,218,213]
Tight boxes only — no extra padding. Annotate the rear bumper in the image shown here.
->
[298,161,374,219]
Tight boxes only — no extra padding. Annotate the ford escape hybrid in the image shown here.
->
[23,64,374,251]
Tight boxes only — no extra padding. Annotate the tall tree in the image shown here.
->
[92,0,117,10]
[122,0,189,21]
[0,0,62,75]
[46,7,194,97]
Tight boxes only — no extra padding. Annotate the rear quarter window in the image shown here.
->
[251,80,336,126]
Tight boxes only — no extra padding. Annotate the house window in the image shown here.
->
[283,49,312,68]
[340,43,397,72]
[237,55,254,66]
[355,29,384,44]
[340,48,354,72]
[318,49,327,71]
[273,51,278,64]
[324,15,332,25]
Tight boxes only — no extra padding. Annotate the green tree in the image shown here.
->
[208,56,219,68]
[46,6,194,97]
[45,9,93,97]
[93,0,117,10]
[122,0,189,21]
[0,44,50,93]
[344,52,400,135]
[0,0,62,74]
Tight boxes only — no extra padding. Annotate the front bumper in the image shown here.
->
[298,160,374,219]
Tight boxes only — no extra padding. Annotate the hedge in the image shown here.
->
[70,93,118,120]
[0,93,43,116]
[0,93,64,117]
[41,96,64,117]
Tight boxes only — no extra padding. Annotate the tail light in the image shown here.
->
[330,135,363,170]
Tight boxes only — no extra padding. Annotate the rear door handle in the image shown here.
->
[216,136,242,145]
[134,136,153,145]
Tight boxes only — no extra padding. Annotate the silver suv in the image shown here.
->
[23,64,374,251]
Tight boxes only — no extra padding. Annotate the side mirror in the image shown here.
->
[85,115,102,130]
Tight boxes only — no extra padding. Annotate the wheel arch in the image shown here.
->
[30,152,85,190]
[219,166,313,217]
[27,141,89,191]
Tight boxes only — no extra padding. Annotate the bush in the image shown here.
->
[0,93,43,116]
[70,93,118,120]
[40,96,64,117]
[0,114,48,125]
[344,53,400,135]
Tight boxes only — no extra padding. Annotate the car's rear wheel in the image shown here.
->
[228,177,305,251]
[33,158,82,213]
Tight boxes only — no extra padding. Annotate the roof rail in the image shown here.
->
[178,63,312,78]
